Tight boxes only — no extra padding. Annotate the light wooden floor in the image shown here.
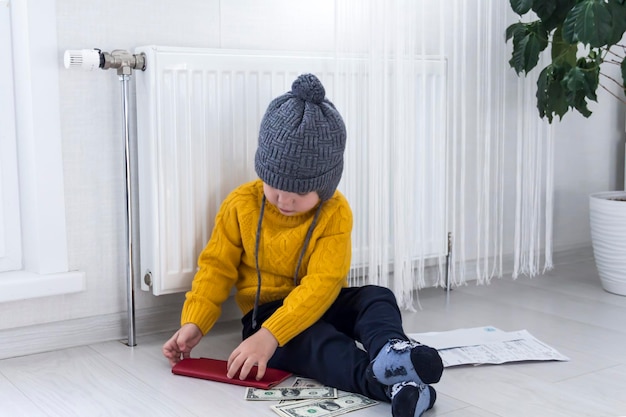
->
[2,259,626,417]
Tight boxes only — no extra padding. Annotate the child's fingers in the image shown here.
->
[226,351,242,379]
[238,357,257,381]
[255,361,267,381]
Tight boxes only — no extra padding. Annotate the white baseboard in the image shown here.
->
[382,244,595,290]
[0,295,241,361]
[0,245,594,360]
[450,243,594,285]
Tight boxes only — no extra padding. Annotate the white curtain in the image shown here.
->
[335,0,554,309]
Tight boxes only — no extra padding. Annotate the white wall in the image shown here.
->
[552,81,626,250]
[0,0,337,357]
[0,0,623,357]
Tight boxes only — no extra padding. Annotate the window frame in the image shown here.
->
[0,0,85,302]
[0,0,22,272]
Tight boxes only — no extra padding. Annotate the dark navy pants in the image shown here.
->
[241,285,406,402]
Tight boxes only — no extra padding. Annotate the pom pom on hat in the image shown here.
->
[291,73,326,104]
[254,73,346,201]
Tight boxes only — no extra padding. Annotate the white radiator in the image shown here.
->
[135,46,447,295]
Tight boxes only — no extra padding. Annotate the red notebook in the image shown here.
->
[172,357,292,389]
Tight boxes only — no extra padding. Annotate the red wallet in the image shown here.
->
[172,357,293,389]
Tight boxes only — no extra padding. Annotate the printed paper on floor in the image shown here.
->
[408,326,570,367]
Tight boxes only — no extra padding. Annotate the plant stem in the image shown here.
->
[600,72,626,89]
[605,48,625,60]
[598,82,626,105]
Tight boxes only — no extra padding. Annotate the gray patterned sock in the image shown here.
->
[369,339,443,385]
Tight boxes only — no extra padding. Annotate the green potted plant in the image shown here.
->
[506,0,626,295]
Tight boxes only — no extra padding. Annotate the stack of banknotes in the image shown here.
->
[245,377,378,417]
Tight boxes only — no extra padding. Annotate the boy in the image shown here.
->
[163,73,443,417]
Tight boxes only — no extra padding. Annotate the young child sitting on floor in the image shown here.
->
[162,73,443,417]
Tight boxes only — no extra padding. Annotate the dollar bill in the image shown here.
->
[270,392,378,417]
[291,377,324,389]
[279,377,326,404]
[246,386,337,401]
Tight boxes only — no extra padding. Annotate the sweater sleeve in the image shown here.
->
[262,197,353,346]
[180,191,244,335]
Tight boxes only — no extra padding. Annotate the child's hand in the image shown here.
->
[162,323,203,367]
[227,327,278,381]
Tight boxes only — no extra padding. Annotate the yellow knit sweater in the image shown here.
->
[181,179,353,346]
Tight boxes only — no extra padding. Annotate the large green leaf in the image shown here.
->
[606,0,626,46]
[507,21,549,74]
[537,64,570,122]
[532,0,557,20]
[578,57,600,102]
[561,64,596,117]
[564,77,593,118]
[510,0,533,15]
[563,66,587,94]
[537,58,600,121]
[563,0,614,47]
[533,0,576,30]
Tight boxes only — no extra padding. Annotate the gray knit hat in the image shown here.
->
[254,73,346,201]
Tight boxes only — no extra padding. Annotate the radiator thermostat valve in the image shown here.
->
[63,49,101,71]
[64,48,146,75]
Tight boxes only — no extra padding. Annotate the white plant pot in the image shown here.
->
[589,191,626,296]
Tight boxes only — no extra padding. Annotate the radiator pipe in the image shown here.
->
[445,232,452,308]
[64,49,145,347]
[120,72,136,347]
